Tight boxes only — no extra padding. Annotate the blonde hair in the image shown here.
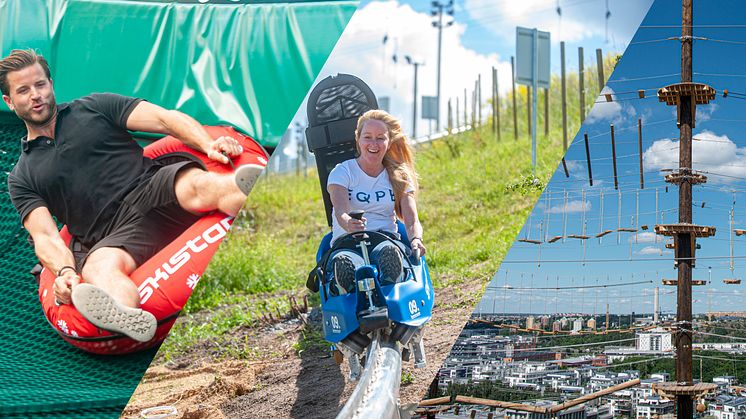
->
[355,109,418,219]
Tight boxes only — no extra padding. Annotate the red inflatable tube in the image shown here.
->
[38,126,268,354]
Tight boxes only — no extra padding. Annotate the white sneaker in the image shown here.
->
[71,283,157,342]
[234,164,265,195]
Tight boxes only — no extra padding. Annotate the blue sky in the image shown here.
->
[478,0,746,315]
[365,0,654,72]
[278,0,653,162]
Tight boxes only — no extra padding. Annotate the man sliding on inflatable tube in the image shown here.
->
[1,49,262,344]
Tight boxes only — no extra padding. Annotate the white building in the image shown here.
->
[526,315,535,330]
[695,343,746,353]
[587,318,597,329]
[635,395,675,418]
[708,395,746,419]
[636,328,673,352]
[714,376,738,387]
[504,362,557,388]
[571,318,583,334]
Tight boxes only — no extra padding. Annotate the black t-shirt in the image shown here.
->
[7,93,155,245]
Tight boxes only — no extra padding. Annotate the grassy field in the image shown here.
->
[156,57,616,359]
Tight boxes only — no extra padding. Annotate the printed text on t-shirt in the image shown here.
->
[348,188,395,204]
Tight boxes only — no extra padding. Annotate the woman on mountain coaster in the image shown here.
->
[326,109,425,295]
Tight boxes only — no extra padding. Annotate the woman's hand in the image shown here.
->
[410,237,426,256]
[342,213,367,233]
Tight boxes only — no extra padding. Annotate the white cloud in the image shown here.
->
[629,231,657,243]
[586,86,623,124]
[318,1,508,137]
[636,246,663,255]
[643,131,746,183]
[564,159,583,173]
[547,199,592,214]
[464,0,595,44]
[697,103,718,123]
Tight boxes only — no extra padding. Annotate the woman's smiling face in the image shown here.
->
[357,119,390,162]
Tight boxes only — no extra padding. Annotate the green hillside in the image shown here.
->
[157,56,617,358]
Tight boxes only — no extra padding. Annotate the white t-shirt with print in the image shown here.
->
[328,159,403,243]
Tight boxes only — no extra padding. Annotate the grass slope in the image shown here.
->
[159,126,561,359]
[158,57,616,358]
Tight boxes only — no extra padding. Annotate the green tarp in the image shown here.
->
[0,0,356,148]
[0,0,355,416]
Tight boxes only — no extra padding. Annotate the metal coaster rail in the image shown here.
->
[336,332,403,419]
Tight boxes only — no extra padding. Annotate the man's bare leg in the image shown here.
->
[174,166,263,216]
[71,247,156,342]
[80,247,140,307]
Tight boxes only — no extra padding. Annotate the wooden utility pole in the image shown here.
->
[596,48,605,93]
[561,42,568,151]
[610,124,618,190]
[511,56,518,140]
[411,61,421,139]
[456,96,460,129]
[492,67,496,136]
[448,98,453,134]
[472,85,477,129]
[579,47,586,123]
[544,88,549,136]
[478,74,482,127]
[296,135,302,177]
[584,133,593,186]
[464,88,469,131]
[605,304,609,333]
[676,2,694,416]
[653,1,717,416]
[527,86,532,137]
[493,66,500,141]
[638,118,644,189]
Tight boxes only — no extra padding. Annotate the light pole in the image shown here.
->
[405,55,424,139]
[430,0,454,132]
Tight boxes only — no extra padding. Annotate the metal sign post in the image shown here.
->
[378,96,391,113]
[516,27,550,177]
[422,96,439,121]
[422,96,439,136]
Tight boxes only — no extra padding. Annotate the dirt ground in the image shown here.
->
[122,275,484,419]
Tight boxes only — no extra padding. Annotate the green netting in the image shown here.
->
[0,118,157,416]
[0,0,356,415]
[5,406,125,418]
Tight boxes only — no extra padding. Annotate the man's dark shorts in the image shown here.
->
[70,161,203,268]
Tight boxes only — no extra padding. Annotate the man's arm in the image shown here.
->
[125,101,241,164]
[24,207,80,304]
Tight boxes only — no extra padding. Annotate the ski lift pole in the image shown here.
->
[538,220,543,267]
[636,190,640,243]
[598,189,604,244]
[545,190,552,242]
[563,189,569,243]
[617,189,622,245]
[582,189,587,266]
[655,188,659,243]
[731,207,735,275]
